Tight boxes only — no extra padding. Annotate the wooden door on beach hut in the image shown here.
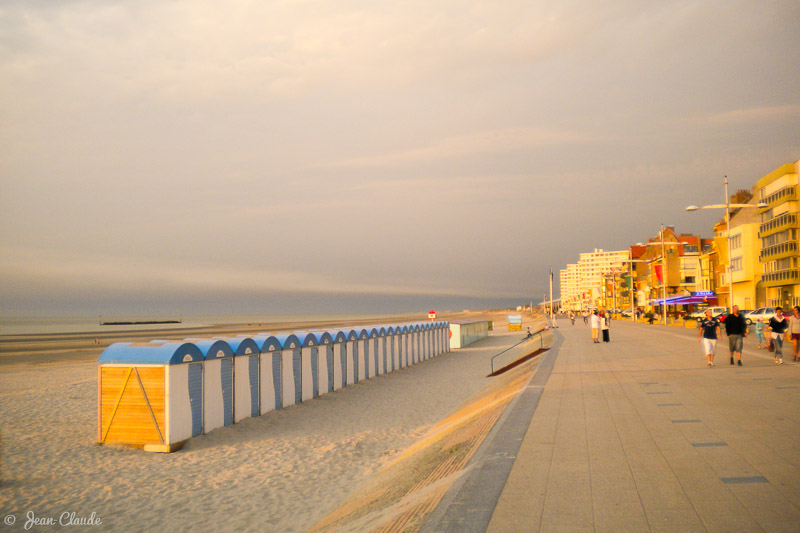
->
[332,331,348,390]
[254,334,283,414]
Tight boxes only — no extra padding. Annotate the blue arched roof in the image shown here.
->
[330,330,349,343]
[98,341,204,365]
[188,339,234,359]
[347,330,360,341]
[218,337,259,356]
[358,329,370,340]
[274,333,302,350]
[251,334,283,352]
[314,331,334,345]
[368,327,380,338]
[294,331,318,348]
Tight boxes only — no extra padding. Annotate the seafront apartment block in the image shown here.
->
[756,160,800,309]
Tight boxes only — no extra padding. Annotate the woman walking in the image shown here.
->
[768,307,789,364]
[697,309,721,367]
[601,311,610,342]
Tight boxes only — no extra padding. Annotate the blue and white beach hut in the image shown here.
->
[396,325,408,368]
[330,330,349,390]
[98,341,204,452]
[221,337,260,423]
[346,330,360,384]
[368,328,380,377]
[358,329,372,380]
[252,334,283,414]
[191,339,235,433]
[386,326,399,372]
[409,324,420,365]
[273,334,302,407]
[294,332,319,402]
[313,331,335,396]
[376,327,388,375]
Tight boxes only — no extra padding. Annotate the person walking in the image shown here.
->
[768,306,789,364]
[789,306,800,362]
[697,308,721,367]
[583,311,588,324]
[754,317,767,349]
[723,305,747,366]
[569,311,575,325]
[590,311,600,343]
[601,311,610,342]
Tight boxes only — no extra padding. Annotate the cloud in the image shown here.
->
[689,104,800,127]
[322,127,599,168]
[0,246,507,301]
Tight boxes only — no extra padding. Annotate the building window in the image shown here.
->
[730,234,742,249]
[731,257,742,272]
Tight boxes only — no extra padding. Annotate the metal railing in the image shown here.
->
[490,329,546,374]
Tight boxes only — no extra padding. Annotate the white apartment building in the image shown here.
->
[560,249,628,310]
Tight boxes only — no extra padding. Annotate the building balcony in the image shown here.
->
[761,268,800,287]
[759,240,799,261]
[762,185,798,207]
[759,212,799,238]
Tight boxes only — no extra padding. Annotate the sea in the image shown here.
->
[0,314,400,336]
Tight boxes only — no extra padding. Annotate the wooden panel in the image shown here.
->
[99,366,166,445]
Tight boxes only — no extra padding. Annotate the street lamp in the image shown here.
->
[686,175,767,312]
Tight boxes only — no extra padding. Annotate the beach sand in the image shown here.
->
[0,311,548,532]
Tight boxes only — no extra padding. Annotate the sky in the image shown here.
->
[1,0,799,317]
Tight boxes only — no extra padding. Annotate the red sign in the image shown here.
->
[428,310,436,319]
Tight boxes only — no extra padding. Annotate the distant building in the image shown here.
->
[559,249,627,310]
[755,160,800,309]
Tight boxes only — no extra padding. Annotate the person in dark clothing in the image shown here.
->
[697,309,721,367]
[723,305,747,366]
[768,307,789,364]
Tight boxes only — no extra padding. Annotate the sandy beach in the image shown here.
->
[1,311,549,532]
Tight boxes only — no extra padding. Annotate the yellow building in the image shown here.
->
[755,160,800,309]
[728,192,762,310]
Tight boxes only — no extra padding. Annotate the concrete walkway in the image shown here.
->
[426,319,800,532]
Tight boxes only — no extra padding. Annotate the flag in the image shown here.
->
[654,264,663,283]
[623,275,632,288]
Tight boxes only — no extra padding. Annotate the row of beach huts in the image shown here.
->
[97,320,488,452]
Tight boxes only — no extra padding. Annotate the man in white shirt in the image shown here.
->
[590,311,601,343]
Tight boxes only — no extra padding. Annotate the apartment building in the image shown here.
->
[756,160,800,308]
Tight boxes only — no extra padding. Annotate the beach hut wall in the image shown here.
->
[251,335,283,414]
[313,331,335,395]
[384,327,395,373]
[376,327,388,375]
[368,328,380,377]
[219,337,260,423]
[272,334,302,407]
[346,330,360,384]
[330,330,348,390]
[97,341,204,452]
[357,329,370,380]
[294,332,318,402]
[190,339,235,433]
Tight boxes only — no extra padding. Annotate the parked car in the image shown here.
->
[747,307,777,324]
[688,307,727,320]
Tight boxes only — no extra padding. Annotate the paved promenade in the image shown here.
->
[426,319,800,532]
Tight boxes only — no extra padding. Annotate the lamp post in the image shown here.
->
[686,176,767,312]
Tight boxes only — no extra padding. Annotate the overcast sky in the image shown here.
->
[1,0,799,316]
